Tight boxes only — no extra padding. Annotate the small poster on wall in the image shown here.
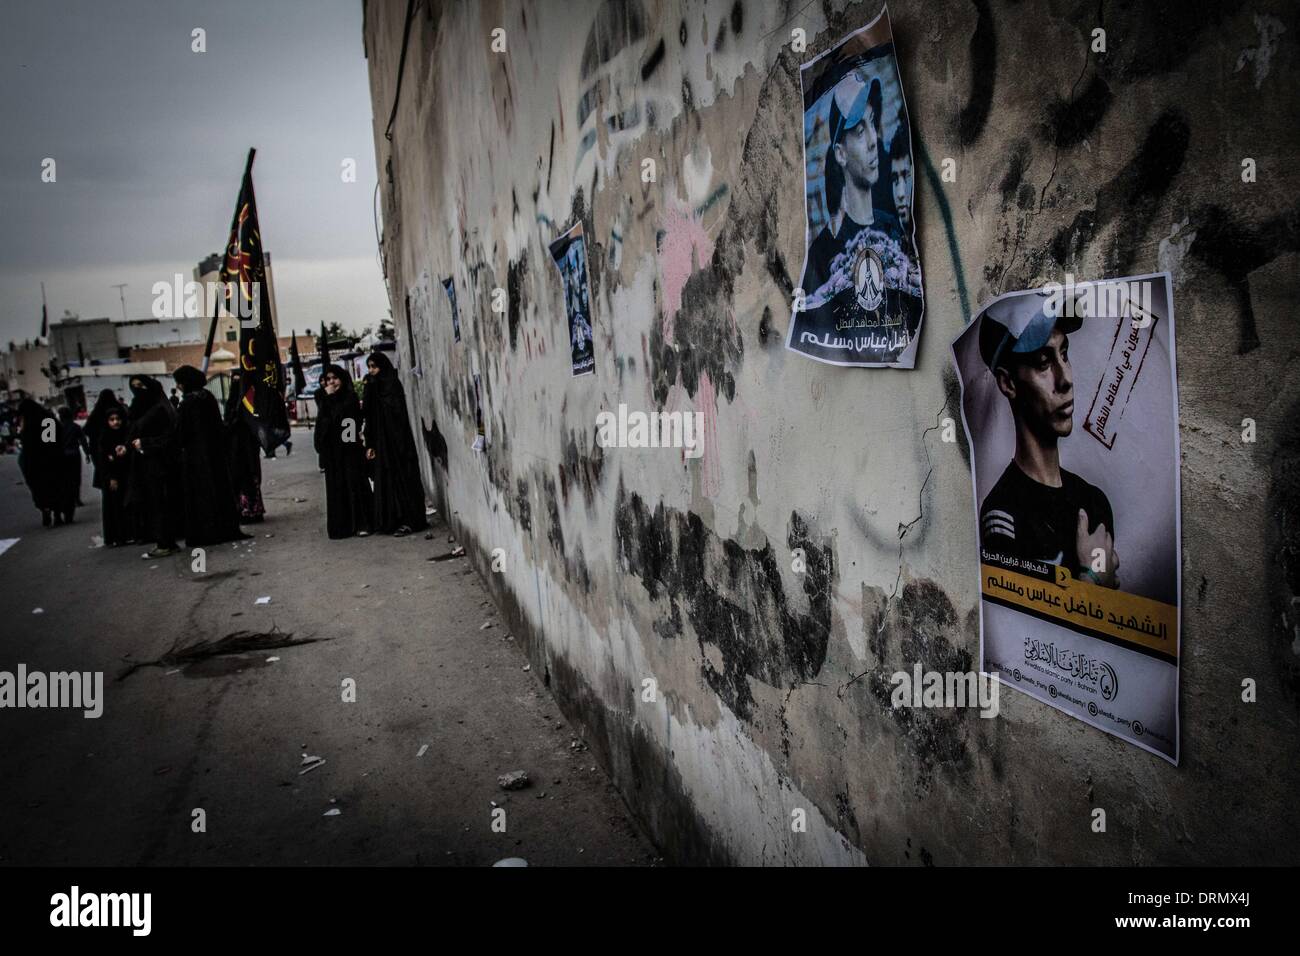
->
[442,276,461,343]
[952,273,1182,763]
[549,222,596,377]
[787,6,924,368]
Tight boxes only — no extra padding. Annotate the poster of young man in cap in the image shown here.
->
[787,6,923,368]
[549,222,596,377]
[952,273,1182,763]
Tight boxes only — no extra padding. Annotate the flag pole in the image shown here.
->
[200,293,220,375]
[203,149,257,374]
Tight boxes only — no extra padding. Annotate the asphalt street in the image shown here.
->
[0,426,654,866]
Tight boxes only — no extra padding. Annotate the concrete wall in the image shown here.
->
[115,317,203,349]
[363,0,1300,864]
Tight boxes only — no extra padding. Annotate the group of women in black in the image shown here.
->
[313,350,427,539]
[90,366,253,556]
[20,350,428,549]
[18,365,265,557]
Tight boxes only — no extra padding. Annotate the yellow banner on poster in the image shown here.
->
[981,563,1178,660]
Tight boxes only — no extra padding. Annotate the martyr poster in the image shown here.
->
[787,6,924,367]
[549,222,596,377]
[952,273,1182,763]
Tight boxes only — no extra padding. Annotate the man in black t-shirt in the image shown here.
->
[801,74,904,300]
[977,292,1120,587]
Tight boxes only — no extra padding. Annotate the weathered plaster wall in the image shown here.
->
[364,0,1300,864]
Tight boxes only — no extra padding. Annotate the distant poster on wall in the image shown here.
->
[953,273,1182,763]
[471,371,486,452]
[787,6,924,368]
[442,277,461,343]
[549,222,596,377]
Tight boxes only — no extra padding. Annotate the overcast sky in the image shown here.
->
[0,0,389,346]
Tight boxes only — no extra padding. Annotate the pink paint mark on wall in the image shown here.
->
[658,206,714,341]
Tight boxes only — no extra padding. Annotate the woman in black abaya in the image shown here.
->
[97,402,133,546]
[83,388,118,491]
[314,364,373,539]
[362,351,427,536]
[126,374,183,557]
[57,406,89,511]
[16,399,67,527]
[174,366,246,547]
[225,372,266,523]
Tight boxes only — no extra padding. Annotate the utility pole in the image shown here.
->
[111,283,128,322]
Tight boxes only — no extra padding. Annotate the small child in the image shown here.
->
[98,406,132,546]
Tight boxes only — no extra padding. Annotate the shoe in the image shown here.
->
[142,546,179,559]
[357,530,370,537]
[285,441,293,456]
[393,525,412,537]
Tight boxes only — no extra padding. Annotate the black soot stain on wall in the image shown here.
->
[860,579,979,792]
[507,251,529,351]
[614,483,833,720]
[559,425,605,511]
[1049,109,1188,273]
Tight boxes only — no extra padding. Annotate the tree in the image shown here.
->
[322,321,358,351]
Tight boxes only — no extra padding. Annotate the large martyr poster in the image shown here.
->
[953,273,1181,763]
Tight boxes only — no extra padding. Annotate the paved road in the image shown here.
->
[0,428,654,866]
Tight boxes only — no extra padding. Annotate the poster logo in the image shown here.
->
[854,247,885,312]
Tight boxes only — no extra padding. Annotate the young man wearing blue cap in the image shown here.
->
[977,293,1120,588]
[801,72,900,299]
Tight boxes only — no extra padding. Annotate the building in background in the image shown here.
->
[49,314,121,366]
[35,253,313,411]
[0,340,55,402]
[59,359,168,410]
[115,315,202,349]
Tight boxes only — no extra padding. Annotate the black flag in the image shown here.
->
[220,149,289,453]
[289,329,306,393]
[319,321,331,369]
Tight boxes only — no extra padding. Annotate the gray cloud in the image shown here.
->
[0,0,389,340]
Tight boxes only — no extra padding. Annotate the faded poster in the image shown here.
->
[442,277,461,343]
[471,370,485,451]
[787,6,923,368]
[954,274,1181,762]
[549,222,596,377]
